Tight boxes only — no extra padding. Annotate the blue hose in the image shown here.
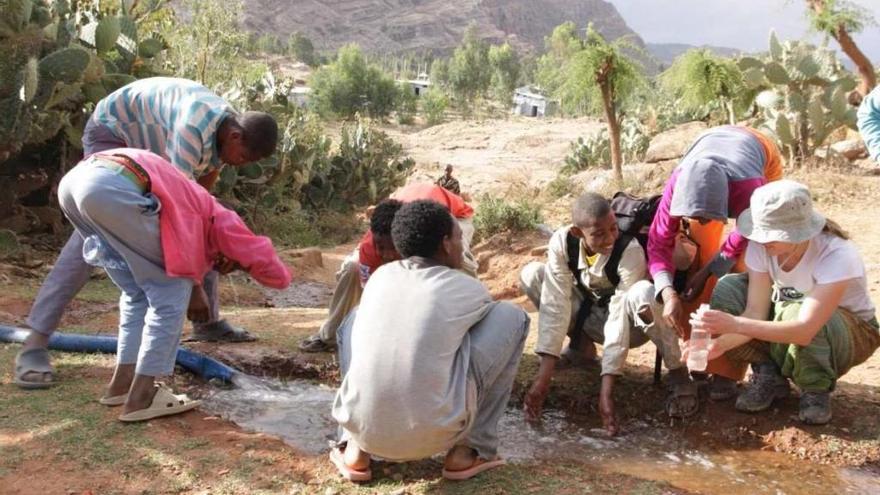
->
[0,324,238,383]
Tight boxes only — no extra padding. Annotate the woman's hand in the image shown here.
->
[661,287,687,337]
[689,309,739,335]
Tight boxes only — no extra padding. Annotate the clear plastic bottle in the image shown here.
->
[687,304,711,372]
[82,235,128,270]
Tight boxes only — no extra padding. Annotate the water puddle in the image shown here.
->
[203,375,880,494]
[202,374,337,454]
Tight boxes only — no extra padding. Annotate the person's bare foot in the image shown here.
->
[22,330,50,352]
[343,440,371,471]
[105,364,136,398]
[122,375,159,414]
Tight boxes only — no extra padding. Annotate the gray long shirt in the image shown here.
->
[332,258,493,461]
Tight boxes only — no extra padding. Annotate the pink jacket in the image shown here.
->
[99,148,292,289]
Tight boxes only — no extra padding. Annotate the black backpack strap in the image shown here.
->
[565,232,592,352]
[603,234,632,288]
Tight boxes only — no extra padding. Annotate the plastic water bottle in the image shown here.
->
[687,304,711,372]
[82,235,128,270]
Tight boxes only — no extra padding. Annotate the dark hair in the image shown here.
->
[370,199,403,237]
[236,111,278,158]
[572,192,611,227]
[391,200,453,258]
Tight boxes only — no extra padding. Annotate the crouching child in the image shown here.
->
[330,200,529,482]
[520,193,696,435]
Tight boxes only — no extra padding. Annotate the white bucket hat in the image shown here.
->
[737,180,826,244]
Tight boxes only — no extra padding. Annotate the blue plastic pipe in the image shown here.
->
[0,324,238,383]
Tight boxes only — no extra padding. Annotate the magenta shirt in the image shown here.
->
[647,126,770,290]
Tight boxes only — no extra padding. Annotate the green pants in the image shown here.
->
[711,273,880,392]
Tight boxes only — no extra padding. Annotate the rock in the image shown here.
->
[288,247,324,268]
[644,122,708,163]
[323,488,339,495]
[830,139,867,160]
[28,206,65,235]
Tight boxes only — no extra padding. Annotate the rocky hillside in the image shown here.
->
[238,0,651,61]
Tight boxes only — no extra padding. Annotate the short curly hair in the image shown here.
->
[391,200,453,258]
[370,199,404,236]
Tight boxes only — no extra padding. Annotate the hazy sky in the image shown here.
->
[610,0,880,60]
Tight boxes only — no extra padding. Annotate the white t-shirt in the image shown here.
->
[745,232,876,321]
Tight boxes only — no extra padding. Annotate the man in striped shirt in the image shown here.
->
[14,77,278,389]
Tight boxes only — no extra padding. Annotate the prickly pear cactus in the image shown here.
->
[738,30,858,162]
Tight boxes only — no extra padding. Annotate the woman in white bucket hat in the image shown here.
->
[686,180,880,425]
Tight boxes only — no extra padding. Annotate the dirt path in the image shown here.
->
[385,116,604,195]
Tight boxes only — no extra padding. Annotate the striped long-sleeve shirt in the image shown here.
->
[90,77,233,178]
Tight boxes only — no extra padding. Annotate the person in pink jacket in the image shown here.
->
[57,148,291,422]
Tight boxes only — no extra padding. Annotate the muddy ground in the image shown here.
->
[2,118,880,494]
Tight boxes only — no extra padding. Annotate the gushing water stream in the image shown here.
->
[203,375,880,494]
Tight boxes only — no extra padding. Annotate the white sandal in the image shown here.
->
[118,384,200,422]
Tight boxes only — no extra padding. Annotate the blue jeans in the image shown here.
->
[57,158,191,376]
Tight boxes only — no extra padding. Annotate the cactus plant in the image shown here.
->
[38,46,90,83]
[739,30,858,163]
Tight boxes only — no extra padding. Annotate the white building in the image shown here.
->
[399,73,432,97]
[512,86,558,117]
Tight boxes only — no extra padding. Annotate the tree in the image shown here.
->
[541,23,643,183]
[288,32,317,66]
[806,0,876,96]
[429,58,449,88]
[310,44,398,118]
[161,0,262,90]
[488,43,521,102]
[447,25,491,106]
[660,49,745,124]
[536,22,591,114]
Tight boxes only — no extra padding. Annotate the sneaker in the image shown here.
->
[298,334,337,353]
[735,362,791,413]
[709,375,738,401]
[799,391,832,425]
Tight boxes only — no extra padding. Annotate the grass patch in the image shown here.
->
[473,195,543,242]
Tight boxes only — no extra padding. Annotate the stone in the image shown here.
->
[644,121,708,163]
[288,247,324,267]
[830,139,867,160]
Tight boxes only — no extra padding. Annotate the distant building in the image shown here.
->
[399,73,432,97]
[512,86,558,117]
[288,86,311,108]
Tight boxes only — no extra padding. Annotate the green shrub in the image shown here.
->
[310,44,398,118]
[422,89,449,126]
[474,195,542,241]
[395,82,417,125]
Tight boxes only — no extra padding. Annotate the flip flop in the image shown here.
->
[329,446,372,482]
[118,385,201,422]
[13,348,55,389]
[666,381,700,418]
[99,393,128,406]
[442,457,506,481]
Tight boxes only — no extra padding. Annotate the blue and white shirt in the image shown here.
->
[90,77,233,178]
